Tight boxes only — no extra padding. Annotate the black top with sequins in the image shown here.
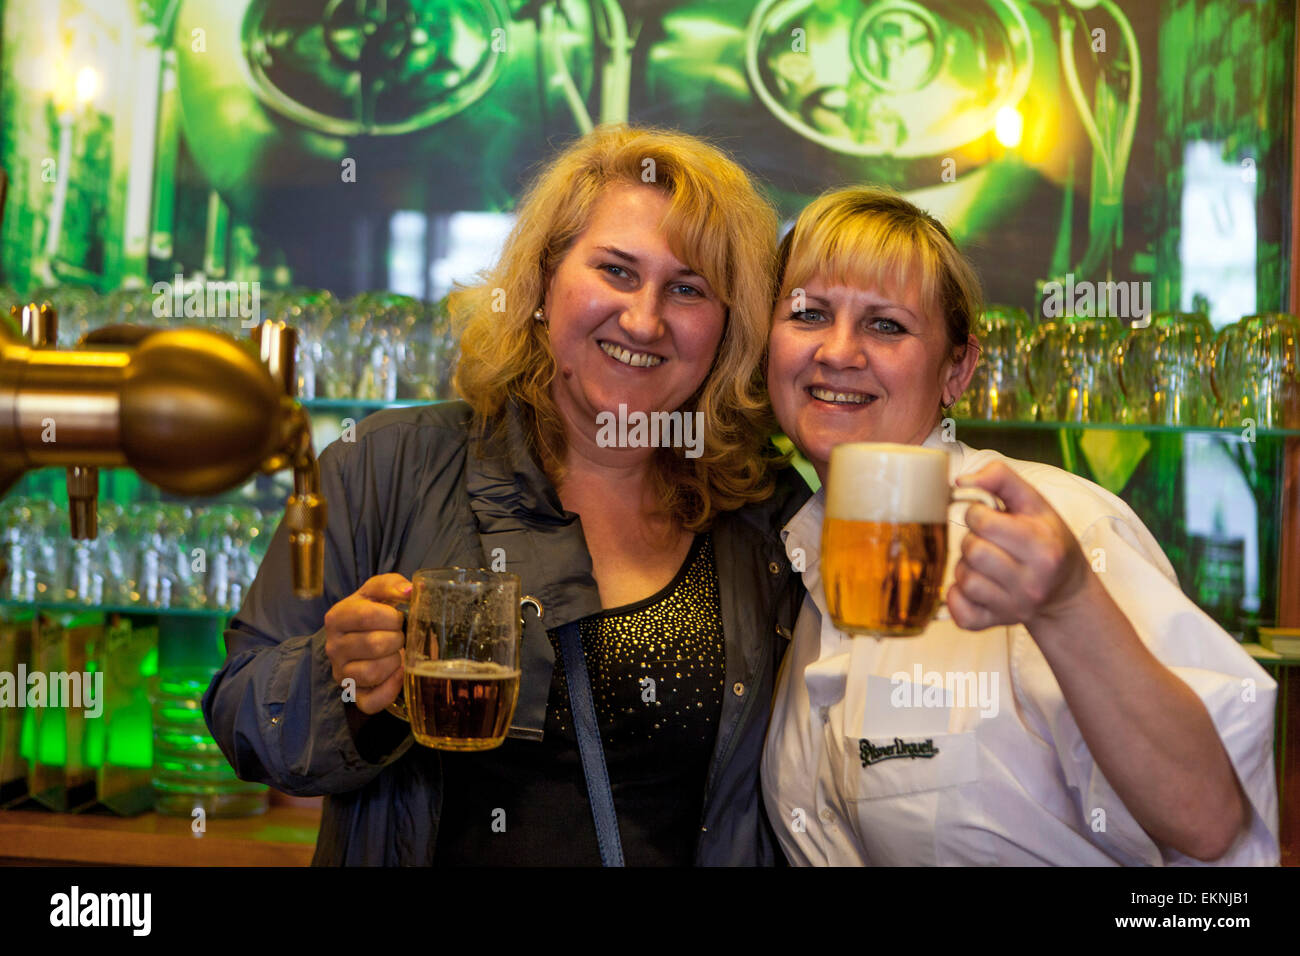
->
[432,533,725,866]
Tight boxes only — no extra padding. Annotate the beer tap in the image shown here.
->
[6,303,105,539]
[249,319,325,600]
[0,306,326,598]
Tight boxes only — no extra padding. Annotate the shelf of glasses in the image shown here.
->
[0,600,234,621]
[297,406,1299,437]
[299,397,449,414]
[952,419,1300,438]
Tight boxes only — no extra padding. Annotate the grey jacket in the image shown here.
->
[202,400,810,865]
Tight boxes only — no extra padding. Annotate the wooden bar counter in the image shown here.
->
[0,799,321,867]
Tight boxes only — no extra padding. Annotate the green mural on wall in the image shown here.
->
[0,0,1292,316]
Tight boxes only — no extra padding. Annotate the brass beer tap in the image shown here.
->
[0,305,326,598]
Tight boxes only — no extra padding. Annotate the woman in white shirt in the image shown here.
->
[760,186,1280,865]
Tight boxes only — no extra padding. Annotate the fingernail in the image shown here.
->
[400,583,413,596]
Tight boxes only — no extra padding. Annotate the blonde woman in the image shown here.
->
[760,186,1278,866]
[204,126,811,866]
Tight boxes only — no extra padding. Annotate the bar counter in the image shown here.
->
[0,800,321,867]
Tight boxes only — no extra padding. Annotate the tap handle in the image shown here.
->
[67,465,99,539]
[285,489,326,599]
[251,320,298,398]
[17,302,56,346]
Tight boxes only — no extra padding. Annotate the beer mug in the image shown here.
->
[1210,314,1300,429]
[822,443,1000,637]
[1117,312,1215,426]
[386,568,540,751]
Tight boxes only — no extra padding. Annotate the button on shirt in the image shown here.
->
[760,427,1280,866]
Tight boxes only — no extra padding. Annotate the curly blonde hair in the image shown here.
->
[452,124,782,530]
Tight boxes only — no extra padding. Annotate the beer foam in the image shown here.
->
[408,659,519,679]
[825,443,951,524]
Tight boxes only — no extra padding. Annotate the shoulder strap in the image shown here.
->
[555,621,624,866]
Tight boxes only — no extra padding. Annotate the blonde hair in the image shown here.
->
[775,186,983,354]
[452,124,782,531]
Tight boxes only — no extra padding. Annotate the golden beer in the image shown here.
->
[823,518,947,635]
[386,568,534,750]
[405,659,521,751]
[823,442,959,636]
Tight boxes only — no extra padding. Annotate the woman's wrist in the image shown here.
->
[1023,569,1109,652]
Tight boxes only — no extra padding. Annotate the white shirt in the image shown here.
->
[761,427,1280,866]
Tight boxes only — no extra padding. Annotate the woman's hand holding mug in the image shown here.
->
[948,463,1093,633]
[323,573,412,714]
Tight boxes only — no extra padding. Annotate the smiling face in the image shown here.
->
[543,184,725,445]
[767,275,978,482]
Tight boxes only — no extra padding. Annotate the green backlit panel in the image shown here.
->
[18,707,33,762]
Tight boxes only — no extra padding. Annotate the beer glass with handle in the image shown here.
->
[387,568,541,750]
[822,443,1001,636]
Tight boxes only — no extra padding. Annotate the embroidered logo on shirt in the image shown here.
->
[859,737,941,767]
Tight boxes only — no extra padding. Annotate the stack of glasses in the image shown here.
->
[0,499,273,611]
[952,309,1300,428]
[1,285,459,403]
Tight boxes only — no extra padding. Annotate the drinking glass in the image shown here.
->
[822,443,1000,636]
[1117,312,1215,425]
[322,298,371,399]
[955,305,1034,421]
[1212,314,1300,429]
[387,568,538,750]
[270,289,337,399]
[1026,316,1126,423]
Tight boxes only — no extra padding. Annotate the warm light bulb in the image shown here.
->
[74,66,100,105]
[994,106,1024,149]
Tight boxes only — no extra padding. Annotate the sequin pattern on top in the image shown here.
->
[547,533,725,746]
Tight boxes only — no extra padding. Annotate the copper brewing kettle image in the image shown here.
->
[642,0,1135,293]
[166,0,1132,302]
[170,0,607,283]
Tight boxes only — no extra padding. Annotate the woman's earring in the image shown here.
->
[533,307,546,323]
